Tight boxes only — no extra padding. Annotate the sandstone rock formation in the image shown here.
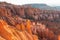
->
[0,2,60,40]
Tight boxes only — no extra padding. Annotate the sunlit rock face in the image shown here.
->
[0,19,57,40]
[0,2,60,40]
[0,19,39,40]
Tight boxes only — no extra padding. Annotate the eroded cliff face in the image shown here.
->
[0,19,58,40]
[0,19,39,40]
[0,2,60,40]
[0,2,60,23]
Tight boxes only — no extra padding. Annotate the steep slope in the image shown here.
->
[0,2,60,40]
[0,19,57,40]
[0,19,39,40]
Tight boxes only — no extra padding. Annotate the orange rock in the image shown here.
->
[20,23,25,31]
[0,36,6,40]
[24,31,33,40]
[16,24,21,30]
[0,20,12,40]
[33,35,39,40]
[0,20,21,40]
[26,20,32,34]
[58,35,60,40]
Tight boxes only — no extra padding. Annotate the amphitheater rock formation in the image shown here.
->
[0,19,58,40]
[0,2,60,40]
